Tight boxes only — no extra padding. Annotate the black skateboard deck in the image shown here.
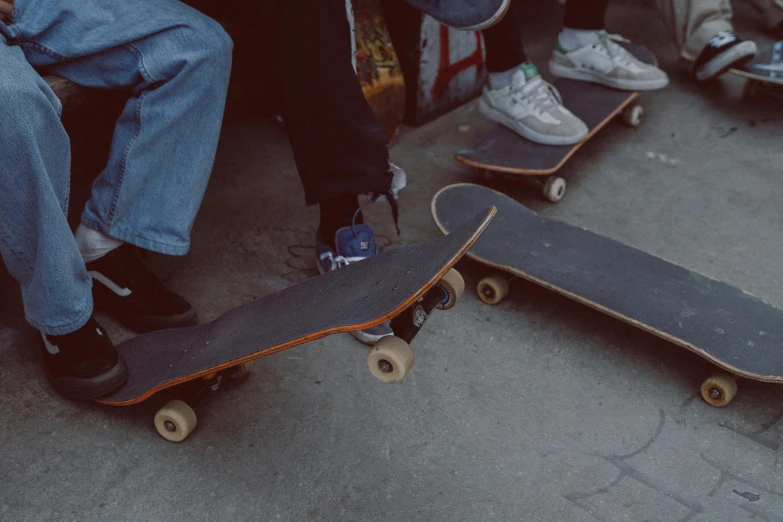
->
[730,41,783,86]
[432,184,783,408]
[98,207,495,441]
[456,43,656,202]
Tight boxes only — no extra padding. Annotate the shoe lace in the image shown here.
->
[509,76,563,118]
[319,251,366,271]
[596,31,637,69]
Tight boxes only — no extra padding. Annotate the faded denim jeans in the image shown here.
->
[0,0,232,335]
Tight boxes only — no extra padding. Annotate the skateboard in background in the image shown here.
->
[456,44,657,203]
[432,184,783,408]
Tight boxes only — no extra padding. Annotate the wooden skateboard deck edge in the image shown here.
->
[728,68,783,86]
[97,205,497,406]
[455,91,640,177]
[431,184,783,384]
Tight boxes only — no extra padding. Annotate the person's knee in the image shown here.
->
[177,15,233,74]
[0,78,61,131]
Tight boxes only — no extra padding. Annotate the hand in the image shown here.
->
[0,0,14,21]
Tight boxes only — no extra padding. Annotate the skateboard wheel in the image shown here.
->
[477,274,509,305]
[366,336,414,384]
[154,400,198,442]
[700,373,738,408]
[228,361,254,380]
[622,104,644,128]
[436,268,465,310]
[542,176,566,203]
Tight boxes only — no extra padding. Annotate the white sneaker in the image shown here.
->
[479,63,588,146]
[549,31,669,91]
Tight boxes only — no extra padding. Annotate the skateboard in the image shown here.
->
[353,0,407,141]
[455,43,656,203]
[96,207,495,442]
[432,184,783,408]
[729,41,783,100]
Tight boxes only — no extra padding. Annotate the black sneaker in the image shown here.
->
[693,30,757,81]
[86,245,198,333]
[41,317,128,399]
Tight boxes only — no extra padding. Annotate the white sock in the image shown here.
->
[488,61,533,89]
[74,224,123,263]
[558,28,602,52]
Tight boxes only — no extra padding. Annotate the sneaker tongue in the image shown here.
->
[334,225,377,259]
[512,62,541,91]
[512,62,539,85]
[520,62,539,81]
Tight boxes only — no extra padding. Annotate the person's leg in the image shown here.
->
[0,35,126,398]
[278,0,391,211]
[655,0,757,81]
[562,0,610,31]
[655,0,734,61]
[478,0,588,145]
[0,38,91,335]
[12,0,232,331]
[548,0,669,90]
[275,0,400,344]
[483,0,528,75]
[18,0,233,256]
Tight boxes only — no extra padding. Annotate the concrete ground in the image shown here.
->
[2,2,783,521]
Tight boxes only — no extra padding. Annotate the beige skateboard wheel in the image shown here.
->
[436,268,465,310]
[622,103,644,128]
[700,373,738,408]
[154,400,198,442]
[366,336,414,383]
[477,274,509,305]
[542,176,566,203]
[228,361,254,380]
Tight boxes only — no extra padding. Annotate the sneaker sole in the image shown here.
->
[454,0,511,31]
[478,98,588,146]
[52,357,128,400]
[549,61,670,91]
[695,40,758,81]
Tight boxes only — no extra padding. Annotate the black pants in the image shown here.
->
[273,0,391,206]
[484,0,611,73]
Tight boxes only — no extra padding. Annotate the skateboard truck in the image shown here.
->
[94,207,496,443]
[153,362,254,442]
[367,268,465,384]
[434,185,783,410]
[390,285,447,342]
[152,269,466,441]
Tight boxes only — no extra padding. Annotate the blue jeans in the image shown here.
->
[0,0,232,335]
